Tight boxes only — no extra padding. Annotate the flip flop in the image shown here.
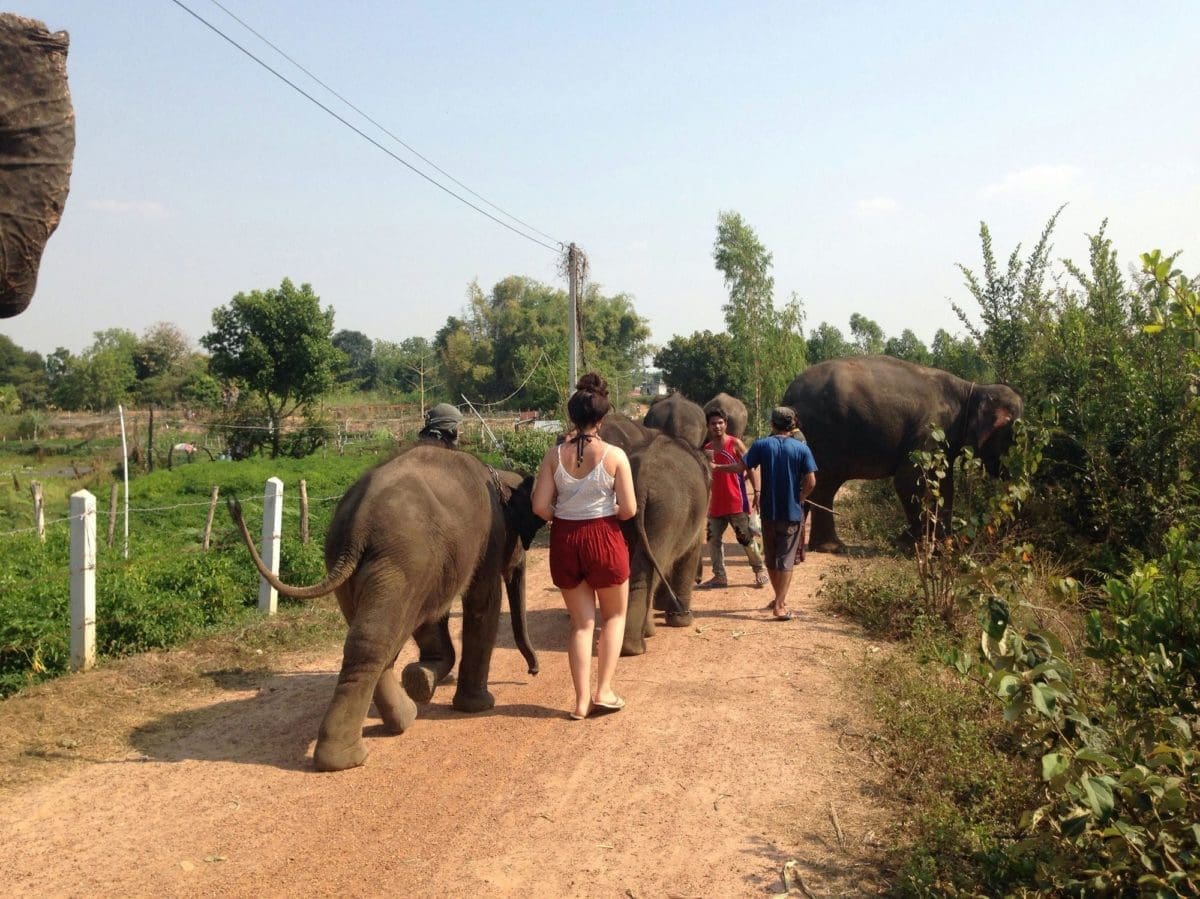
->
[590,696,626,714]
[569,710,587,721]
[772,610,799,621]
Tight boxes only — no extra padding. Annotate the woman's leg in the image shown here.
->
[593,580,629,706]
[561,583,597,717]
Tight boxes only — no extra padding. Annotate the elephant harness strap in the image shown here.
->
[485,465,510,503]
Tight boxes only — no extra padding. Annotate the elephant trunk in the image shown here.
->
[0,15,75,318]
[504,545,538,675]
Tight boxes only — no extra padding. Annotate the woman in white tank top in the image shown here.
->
[533,373,637,720]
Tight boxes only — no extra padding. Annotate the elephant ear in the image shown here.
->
[0,15,75,318]
[501,474,545,550]
[968,392,1015,449]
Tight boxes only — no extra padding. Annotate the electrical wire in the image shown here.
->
[206,0,564,249]
[168,0,563,254]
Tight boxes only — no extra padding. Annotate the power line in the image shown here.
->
[168,0,563,254]
[206,0,564,249]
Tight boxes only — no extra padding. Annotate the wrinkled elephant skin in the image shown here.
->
[643,392,706,448]
[617,432,710,656]
[0,15,74,318]
[703,393,749,438]
[231,446,545,771]
[781,356,1022,552]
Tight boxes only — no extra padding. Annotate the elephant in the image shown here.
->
[780,355,1023,552]
[1,14,75,318]
[229,445,546,771]
[703,393,749,438]
[600,419,710,655]
[643,391,706,448]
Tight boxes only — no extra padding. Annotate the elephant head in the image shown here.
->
[0,15,75,318]
[494,470,543,549]
[965,385,1023,476]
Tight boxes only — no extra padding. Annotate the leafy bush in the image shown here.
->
[494,427,554,474]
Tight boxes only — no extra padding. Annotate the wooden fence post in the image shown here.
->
[202,486,219,550]
[299,479,309,545]
[70,490,96,671]
[30,480,44,542]
[258,477,283,615]
[107,483,118,548]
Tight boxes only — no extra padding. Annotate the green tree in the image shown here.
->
[332,329,374,388]
[714,211,775,425]
[52,329,138,410]
[883,328,931,365]
[653,329,743,401]
[929,328,990,381]
[806,322,853,364]
[849,312,885,355]
[201,278,341,458]
[955,207,1062,387]
[373,336,443,407]
[0,334,47,407]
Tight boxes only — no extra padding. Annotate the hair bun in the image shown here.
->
[575,372,609,398]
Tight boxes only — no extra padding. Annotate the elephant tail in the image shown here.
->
[632,479,687,619]
[227,496,357,599]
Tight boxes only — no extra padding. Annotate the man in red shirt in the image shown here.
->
[701,409,769,588]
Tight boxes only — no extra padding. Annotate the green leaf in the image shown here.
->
[1082,775,1115,821]
[1074,748,1118,768]
[1042,752,1069,782]
[1031,683,1056,716]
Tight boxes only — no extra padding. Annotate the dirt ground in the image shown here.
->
[0,543,892,897]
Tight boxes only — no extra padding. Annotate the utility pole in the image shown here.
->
[567,242,579,388]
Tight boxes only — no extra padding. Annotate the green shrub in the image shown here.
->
[493,427,554,474]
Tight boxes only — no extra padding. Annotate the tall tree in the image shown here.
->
[373,336,443,407]
[714,211,774,425]
[0,334,47,407]
[654,330,743,401]
[806,322,853,364]
[201,278,340,457]
[52,329,138,410]
[849,313,885,355]
[883,328,931,365]
[332,329,374,387]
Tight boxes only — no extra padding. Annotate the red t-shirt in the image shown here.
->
[704,434,750,517]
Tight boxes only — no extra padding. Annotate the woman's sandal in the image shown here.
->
[590,696,625,715]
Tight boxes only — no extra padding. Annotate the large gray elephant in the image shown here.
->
[230,445,545,771]
[601,418,709,655]
[0,14,75,318]
[703,393,749,438]
[781,355,1023,552]
[643,392,706,448]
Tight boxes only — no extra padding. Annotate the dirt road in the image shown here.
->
[0,546,889,897]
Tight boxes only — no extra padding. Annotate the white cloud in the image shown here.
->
[88,199,168,219]
[980,164,1082,199]
[855,196,899,216]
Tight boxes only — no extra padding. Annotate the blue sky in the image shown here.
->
[4,1,1198,358]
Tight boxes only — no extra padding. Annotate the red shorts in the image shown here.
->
[550,515,630,589]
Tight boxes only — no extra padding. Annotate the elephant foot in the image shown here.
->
[375,680,418,735]
[313,737,369,772]
[620,641,647,657]
[665,611,693,628]
[400,662,440,705]
[451,688,495,713]
[809,539,846,554]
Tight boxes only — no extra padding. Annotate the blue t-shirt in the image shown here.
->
[743,435,818,522]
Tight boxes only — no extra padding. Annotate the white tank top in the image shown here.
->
[553,444,618,520]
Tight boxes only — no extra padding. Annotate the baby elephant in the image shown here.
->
[230,445,545,771]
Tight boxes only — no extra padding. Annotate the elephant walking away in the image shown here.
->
[230,445,545,771]
[780,356,1022,552]
[703,393,749,439]
[0,14,75,318]
[610,430,710,656]
[643,392,706,448]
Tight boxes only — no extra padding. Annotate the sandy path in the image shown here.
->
[0,546,888,897]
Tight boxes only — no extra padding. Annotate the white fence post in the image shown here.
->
[258,477,283,615]
[31,480,45,542]
[69,490,96,672]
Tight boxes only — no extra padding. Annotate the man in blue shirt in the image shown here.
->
[739,406,817,620]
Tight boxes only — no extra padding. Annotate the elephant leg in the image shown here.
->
[622,554,651,656]
[401,615,456,705]
[807,476,845,552]
[893,464,940,545]
[453,575,501,713]
[665,538,701,628]
[373,656,417,735]
[314,618,406,772]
